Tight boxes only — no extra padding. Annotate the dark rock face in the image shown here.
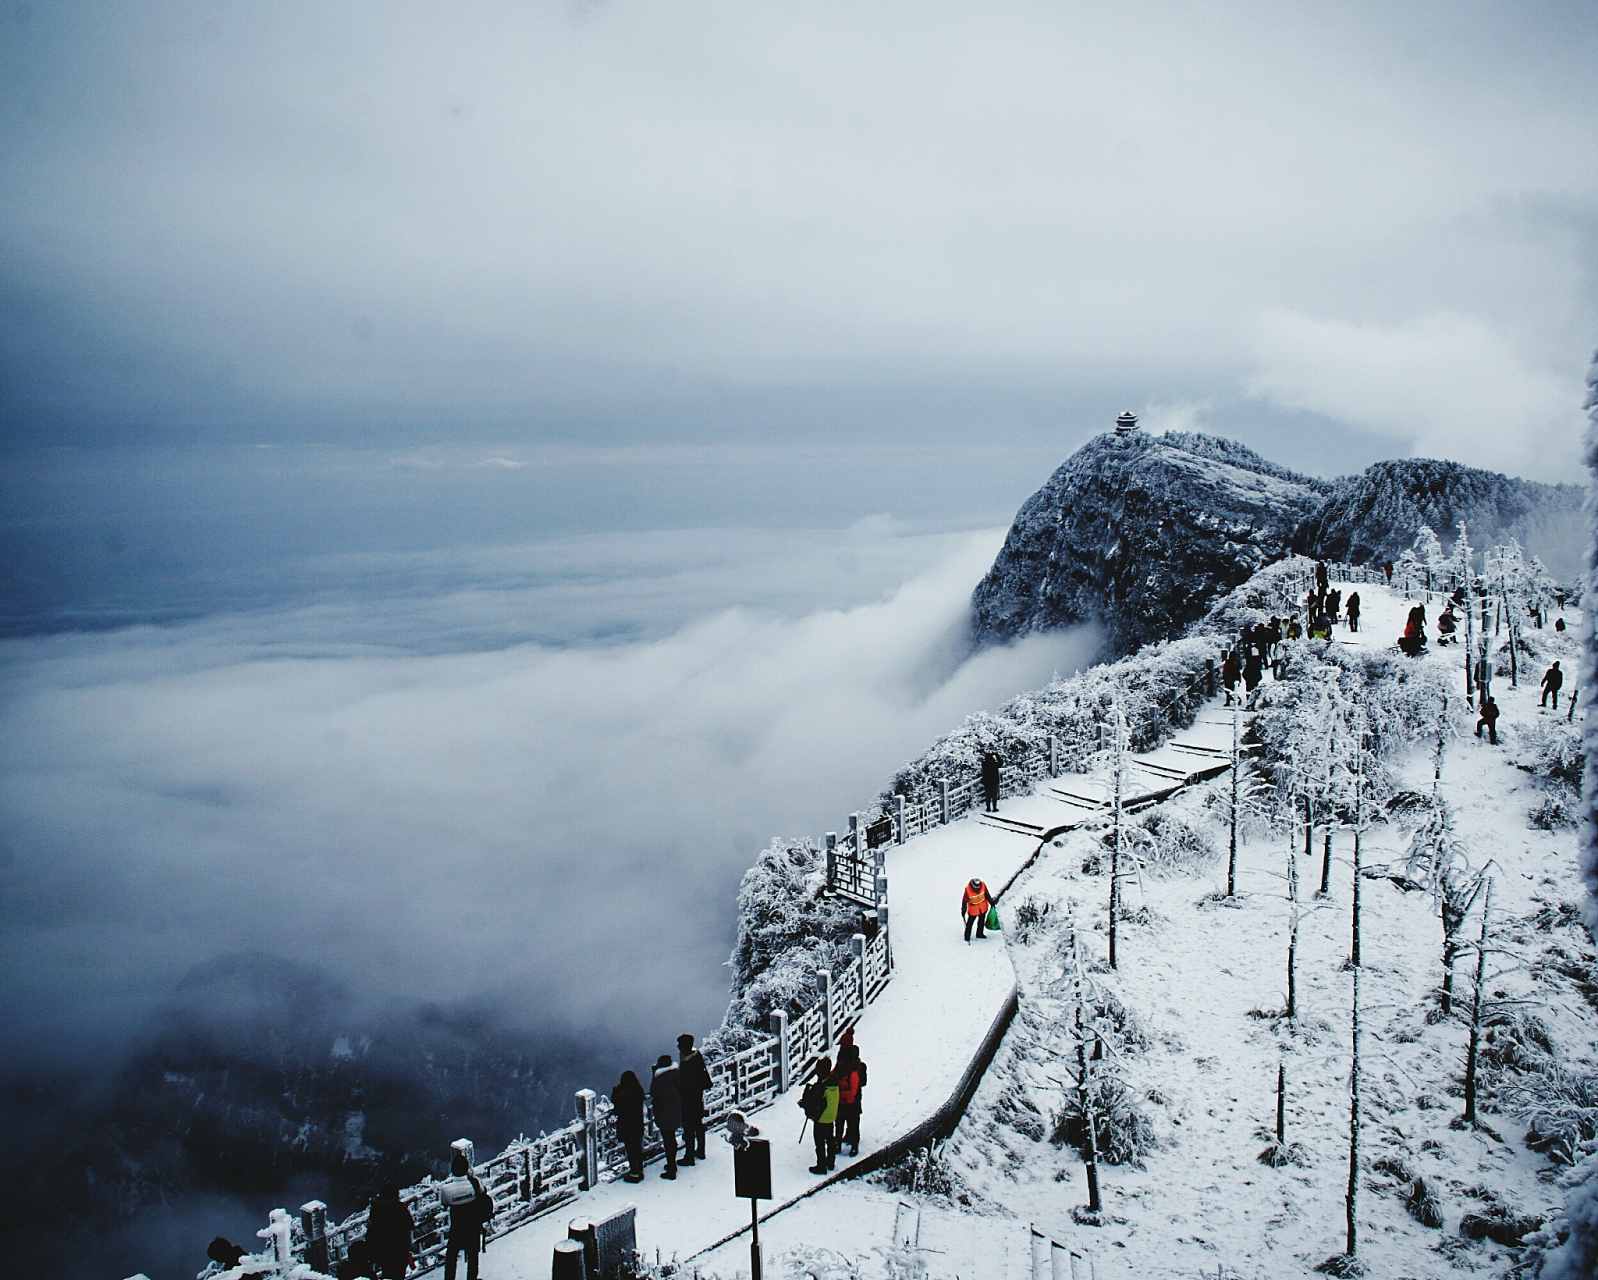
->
[1293,459,1586,581]
[970,431,1329,654]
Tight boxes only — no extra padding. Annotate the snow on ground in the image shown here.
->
[489,579,1594,1280]
[924,582,1596,1280]
[487,789,1041,1274]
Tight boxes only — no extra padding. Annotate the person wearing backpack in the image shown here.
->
[438,1151,493,1280]
[650,1054,683,1179]
[800,1056,840,1174]
[677,1033,713,1165]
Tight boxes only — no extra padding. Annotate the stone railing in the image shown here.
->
[232,922,893,1278]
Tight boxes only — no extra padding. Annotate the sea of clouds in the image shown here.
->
[0,522,1094,1094]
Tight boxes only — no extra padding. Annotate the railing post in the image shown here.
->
[770,1010,789,1093]
[575,1090,599,1189]
[1047,735,1058,778]
[852,932,867,1013]
[299,1201,329,1274]
[259,1208,295,1271]
[874,848,887,908]
[938,778,950,824]
[877,905,892,970]
[817,969,833,1053]
[893,793,905,844]
[451,1137,475,1168]
[825,832,837,891]
[848,813,860,857]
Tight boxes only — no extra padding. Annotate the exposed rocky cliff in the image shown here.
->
[970,429,1330,654]
[1292,458,1586,581]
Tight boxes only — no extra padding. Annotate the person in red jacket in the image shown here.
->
[834,1036,867,1156]
[962,878,990,941]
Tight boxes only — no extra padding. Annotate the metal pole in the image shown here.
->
[750,1197,762,1280]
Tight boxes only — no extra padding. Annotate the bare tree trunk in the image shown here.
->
[1109,736,1120,973]
[1276,1062,1286,1145]
[1346,727,1364,1260]
[1227,707,1240,897]
[1464,881,1494,1125]
[1075,1000,1101,1211]
[1319,825,1333,898]
[1286,844,1300,1019]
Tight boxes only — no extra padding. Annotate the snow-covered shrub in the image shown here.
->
[870,1143,976,1204]
[1479,1010,1556,1080]
[1515,717,1584,791]
[1503,1067,1598,1166]
[716,838,863,1047]
[1009,895,1055,945]
[1531,794,1581,830]
[1050,1072,1155,1166]
[1135,808,1217,876]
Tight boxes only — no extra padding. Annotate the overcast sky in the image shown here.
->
[2,1,1595,480]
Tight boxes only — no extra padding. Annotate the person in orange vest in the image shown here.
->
[962,877,990,941]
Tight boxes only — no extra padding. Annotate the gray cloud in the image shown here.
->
[1,2,1594,473]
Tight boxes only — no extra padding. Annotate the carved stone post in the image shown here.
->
[893,793,906,843]
[770,1009,789,1093]
[450,1137,475,1167]
[575,1091,599,1189]
[851,932,867,1012]
[1047,735,1059,778]
[877,905,892,970]
[938,778,950,824]
[299,1201,329,1274]
[825,831,837,891]
[817,969,833,1053]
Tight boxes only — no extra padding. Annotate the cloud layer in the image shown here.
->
[0,528,1095,1077]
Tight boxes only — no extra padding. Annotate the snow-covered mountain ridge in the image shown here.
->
[971,432,1583,656]
[970,431,1326,655]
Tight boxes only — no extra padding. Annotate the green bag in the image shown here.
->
[985,905,1000,931]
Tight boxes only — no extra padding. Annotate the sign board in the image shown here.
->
[865,818,894,849]
[733,1138,772,1201]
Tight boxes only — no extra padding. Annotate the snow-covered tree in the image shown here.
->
[1413,524,1447,593]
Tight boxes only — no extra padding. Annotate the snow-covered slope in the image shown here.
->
[703,580,1596,1280]
[1294,459,1586,583]
[969,431,1328,656]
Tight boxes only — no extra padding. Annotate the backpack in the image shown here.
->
[799,1079,828,1120]
[439,1174,477,1208]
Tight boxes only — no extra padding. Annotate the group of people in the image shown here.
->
[1221,618,1284,706]
[611,1033,715,1183]
[1307,562,1360,640]
[797,1027,869,1174]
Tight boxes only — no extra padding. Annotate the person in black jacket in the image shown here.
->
[1542,662,1564,710]
[981,752,1001,812]
[364,1185,413,1280]
[1345,592,1360,633]
[612,1070,647,1182]
[651,1054,682,1179]
[439,1153,492,1280]
[677,1034,713,1164]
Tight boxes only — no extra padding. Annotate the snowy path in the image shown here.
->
[486,680,1245,1273]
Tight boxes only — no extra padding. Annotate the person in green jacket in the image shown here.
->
[804,1056,841,1174]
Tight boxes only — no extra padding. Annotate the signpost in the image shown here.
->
[733,1138,772,1280]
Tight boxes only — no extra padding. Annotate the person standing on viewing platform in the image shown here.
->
[651,1054,683,1179]
[981,751,1001,812]
[439,1151,492,1280]
[611,1070,647,1183]
[364,1185,413,1280]
[835,1034,866,1157]
[963,877,990,941]
[677,1033,713,1165]
[803,1057,840,1174]
[1345,591,1361,633]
